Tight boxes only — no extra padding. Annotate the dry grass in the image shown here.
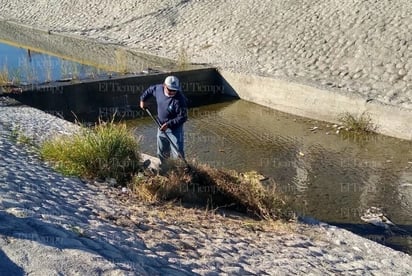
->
[131,163,295,221]
[0,66,9,85]
[338,112,376,134]
[337,112,378,142]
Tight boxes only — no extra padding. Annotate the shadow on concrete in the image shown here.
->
[217,70,239,98]
[330,222,412,255]
[0,248,24,276]
[301,216,412,255]
[0,132,199,274]
[0,210,198,274]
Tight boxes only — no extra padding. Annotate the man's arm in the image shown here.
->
[140,85,156,109]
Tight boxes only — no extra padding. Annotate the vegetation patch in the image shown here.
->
[131,163,294,221]
[40,120,141,185]
[40,120,294,222]
[10,126,35,146]
[338,112,376,135]
[0,66,9,86]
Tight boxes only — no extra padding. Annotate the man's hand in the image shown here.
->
[140,101,146,109]
[160,123,168,131]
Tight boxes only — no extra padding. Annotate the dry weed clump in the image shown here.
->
[338,112,377,134]
[131,163,294,221]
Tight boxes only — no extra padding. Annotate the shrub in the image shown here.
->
[41,120,141,185]
[338,112,376,134]
[131,163,294,221]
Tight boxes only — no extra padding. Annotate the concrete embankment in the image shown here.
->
[1,1,412,274]
[1,0,411,139]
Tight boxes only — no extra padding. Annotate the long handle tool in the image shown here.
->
[144,108,191,172]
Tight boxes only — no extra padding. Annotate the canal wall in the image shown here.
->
[220,70,412,140]
[1,0,411,111]
[11,68,229,123]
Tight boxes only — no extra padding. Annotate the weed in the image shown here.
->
[10,127,35,146]
[40,119,141,185]
[0,65,9,85]
[17,134,34,146]
[338,112,376,134]
[131,163,295,221]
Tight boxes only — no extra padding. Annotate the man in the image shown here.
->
[140,76,188,167]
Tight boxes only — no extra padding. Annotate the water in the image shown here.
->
[0,41,114,85]
[128,100,412,254]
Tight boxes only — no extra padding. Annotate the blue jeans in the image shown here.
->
[157,125,184,165]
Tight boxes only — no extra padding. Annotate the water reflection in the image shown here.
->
[0,41,114,85]
[128,100,412,253]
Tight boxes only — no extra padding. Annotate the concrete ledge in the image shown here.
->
[220,70,412,141]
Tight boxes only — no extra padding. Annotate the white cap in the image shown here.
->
[164,76,180,91]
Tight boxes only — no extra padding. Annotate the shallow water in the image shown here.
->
[0,41,114,84]
[128,100,412,254]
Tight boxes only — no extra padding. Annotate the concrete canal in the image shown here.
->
[128,99,412,254]
[1,20,411,255]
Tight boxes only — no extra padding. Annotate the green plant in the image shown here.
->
[17,134,34,145]
[40,120,141,185]
[338,112,376,134]
[10,127,34,146]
